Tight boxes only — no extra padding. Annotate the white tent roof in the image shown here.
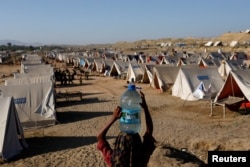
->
[230,41,239,47]
[0,81,56,128]
[172,66,224,101]
[109,60,130,76]
[21,60,43,65]
[140,63,155,83]
[205,41,213,46]
[21,64,53,74]
[0,97,27,160]
[126,62,144,83]
[23,54,41,61]
[214,69,250,102]
[14,72,53,79]
[5,75,52,85]
[218,60,244,79]
[152,65,180,91]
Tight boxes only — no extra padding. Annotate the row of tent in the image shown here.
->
[76,56,250,108]
[0,54,56,160]
[47,49,249,65]
[63,54,249,80]
[56,50,249,80]
[69,54,250,106]
[47,49,250,105]
[204,40,240,47]
[116,61,250,112]
[48,49,250,105]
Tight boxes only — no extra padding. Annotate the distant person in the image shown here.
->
[61,70,66,85]
[97,91,155,167]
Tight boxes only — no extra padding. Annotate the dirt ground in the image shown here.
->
[0,64,250,167]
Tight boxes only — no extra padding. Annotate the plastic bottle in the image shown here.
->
[119,84,142,134]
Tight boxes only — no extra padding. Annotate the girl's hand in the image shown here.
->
[112,106,122,120]
[140,91,148,109]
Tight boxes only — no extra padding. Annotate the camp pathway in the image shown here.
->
[1,76,250,167]
[1,76,124,166]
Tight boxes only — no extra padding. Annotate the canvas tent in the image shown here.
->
[0,81,56,128]
[213,69,250,111]
[0,97,27,160]
[151,65,180,92]
[213,41,223,46]
[5,75,52,86]
[218,60,244,79]
[14,72,53,79]
[21,60,43,65]
[92,58,105,73]
[198,58,221,68]
[230,41,239,47]
[205,41,213,47]
[160,55,179,65]
[126,62,144,83]
[109,60,130,77]
[206,52,226,61]
[22,54,41,61]
[172,66,224,101]
[140,63,155,84]
[21,64,52,74]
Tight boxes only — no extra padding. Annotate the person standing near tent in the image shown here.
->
[97,91,155,167]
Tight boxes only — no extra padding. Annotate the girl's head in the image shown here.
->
[111,132,144,167]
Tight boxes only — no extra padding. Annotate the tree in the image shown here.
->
[7,42,12,48]
[29,45,34,51]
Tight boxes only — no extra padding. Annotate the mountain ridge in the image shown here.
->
[0,39,43,47]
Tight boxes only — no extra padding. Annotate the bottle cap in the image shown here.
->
[127,84,136,90]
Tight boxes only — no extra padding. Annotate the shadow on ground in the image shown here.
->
[56,96,110,108]
[7,135,115,162]
[54,81,93,88]
[56,111,111,124]
[163,145,207,167]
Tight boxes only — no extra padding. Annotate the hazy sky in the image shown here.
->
[0,0,249,45]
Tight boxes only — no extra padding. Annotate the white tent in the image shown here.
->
[14,71,53,79]
[21,60,43,65]
[102,59,114,76]
[230,41,239,47]
[5,75,52,86]
[214,69,250,103]
[57,53,67,62]
[109,60,130,77]
[218,60,244,79]
[21,64,52,73]
[0,81,56,128]
[198,58,221,68]
[126,62,144,83]
[205,41,213,47]
[211,69,250,116]
[22,54,41,61]
[140,63,155,84]
[160,56,179,65]
[172,66,224,101]
[151,65,180,92]
[213,41,223,46]
[93,58,105,73]
[0,97,27,161]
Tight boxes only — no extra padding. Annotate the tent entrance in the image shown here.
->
[210,96,245,118]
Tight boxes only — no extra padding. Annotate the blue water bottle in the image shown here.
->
[119,84,141,134]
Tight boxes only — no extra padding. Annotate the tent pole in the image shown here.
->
[230,73,234,97]
[210,100,213,117]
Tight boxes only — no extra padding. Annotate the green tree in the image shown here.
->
[7,42,12,48]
